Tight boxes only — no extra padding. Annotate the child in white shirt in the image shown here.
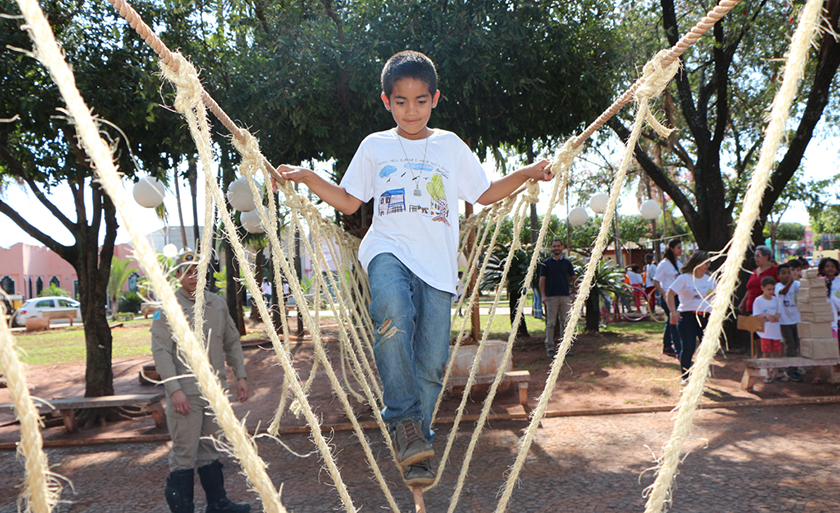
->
[753,276,782,383]
[775,263,802,382]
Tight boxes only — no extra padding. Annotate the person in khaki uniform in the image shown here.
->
[151,250,250,513]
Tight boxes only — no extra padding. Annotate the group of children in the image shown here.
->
[751,260,804,382]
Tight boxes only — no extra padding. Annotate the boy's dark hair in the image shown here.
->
[645,254,654,261]
[381,51,438,98]
[786,259,801,269]
[777,263,790,272]
[630,264,640,273]
[761,276,777,288]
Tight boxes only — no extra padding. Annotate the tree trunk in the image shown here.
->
[585,286,600,333]
[81,186,118,400]
[509,286,528,337]
[188,157,200,247]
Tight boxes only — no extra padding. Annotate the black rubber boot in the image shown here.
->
[165,468,195,513]
[197,460,250,513]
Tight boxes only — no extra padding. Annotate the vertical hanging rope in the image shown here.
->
[643,1,826,511]
[159,56,370,513]
[11,1,286,510]
[495,51,679,512]
[0,309,58,513]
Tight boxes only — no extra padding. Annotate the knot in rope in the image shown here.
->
[491,196,515,221]
[634,50,680,139]
[232,129,262,179]
[159,53,203,116]
[635,50,680,101]
[550,137,585,178]
[523,180,540,204]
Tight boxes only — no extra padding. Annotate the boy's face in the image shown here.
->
[762,283,775,296]
[381,77,440,140]
[792,267,802,280]
[779,267,791,284]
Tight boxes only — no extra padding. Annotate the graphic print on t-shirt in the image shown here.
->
[377,161,449,226]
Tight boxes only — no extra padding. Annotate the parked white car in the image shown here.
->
[11,296,82,327]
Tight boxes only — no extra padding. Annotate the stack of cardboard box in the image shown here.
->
[797,268,840,359]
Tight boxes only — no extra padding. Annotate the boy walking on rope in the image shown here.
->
[279,50,554,486]
[151,250,251,513]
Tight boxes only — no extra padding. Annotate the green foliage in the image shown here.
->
[38,284,70,298]
[766,222,806,242]
[608,0,840,251]
[118,291,143,314]
[216,0,620,179]
[480,243,545,294]
[584,259,631,301]
[107,257,136,315]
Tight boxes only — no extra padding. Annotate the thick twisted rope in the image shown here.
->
[643,1,826,511]
[12,1,286,509]
[0,305,58,513]
[160,56,374,512]
[495,50,680,512]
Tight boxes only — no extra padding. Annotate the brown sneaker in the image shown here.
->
[403,459,435,486]
[391,420,434,467]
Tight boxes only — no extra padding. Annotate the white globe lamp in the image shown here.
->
[133,176,165,208]
[640,199,662,220]
[227,178,263,212]
[589,193,609,214]
[568,207,589,227]
[162,244,178,259]
[241,209,264,233]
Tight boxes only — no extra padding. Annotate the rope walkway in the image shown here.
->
[3,0,823,510]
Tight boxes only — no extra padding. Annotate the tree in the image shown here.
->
[107,257,135,317]
[609,0,840,255]
[481,242,545,338]
[211,0,619,233]
[580,258,630,333]
[0,0,197,407]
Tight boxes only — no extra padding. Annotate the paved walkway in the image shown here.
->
[2,404,839,512]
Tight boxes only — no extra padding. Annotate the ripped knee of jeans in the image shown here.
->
[378,317,404,340]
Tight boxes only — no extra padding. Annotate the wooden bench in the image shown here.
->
[0,393,166,433]
[741,357,840,390]
[41,308,79,326]
[446,370,531,413]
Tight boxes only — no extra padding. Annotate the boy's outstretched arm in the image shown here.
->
[476,160,553,205]
[277,165,363,215]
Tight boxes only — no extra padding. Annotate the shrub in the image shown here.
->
[118,291,143,314]
[38,284,71,298]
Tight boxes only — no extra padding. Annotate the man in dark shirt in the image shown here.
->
[539,239,577,358]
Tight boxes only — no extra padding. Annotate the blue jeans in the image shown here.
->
[368,253,452,443]
[659,295,681,353]
[677,311,709,378]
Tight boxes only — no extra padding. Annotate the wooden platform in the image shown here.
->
[446,370,531,413]
[1,393,166,432]
[741,357,840,390]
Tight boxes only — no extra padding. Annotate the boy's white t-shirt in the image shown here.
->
[753,294,782,340]
[340,128,490,294]
[645,263,657,287]
[669,273,715,313]
[627,271,643,286]
[654,259,680,291]
[774,281,800,325]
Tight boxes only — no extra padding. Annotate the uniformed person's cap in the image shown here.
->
[173,250,198,271]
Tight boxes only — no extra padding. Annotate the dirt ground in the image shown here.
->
[2,319,837,446]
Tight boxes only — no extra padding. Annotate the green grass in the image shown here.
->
[601,320,665,335]
[10,319,154,367]
[451,312,546,339]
